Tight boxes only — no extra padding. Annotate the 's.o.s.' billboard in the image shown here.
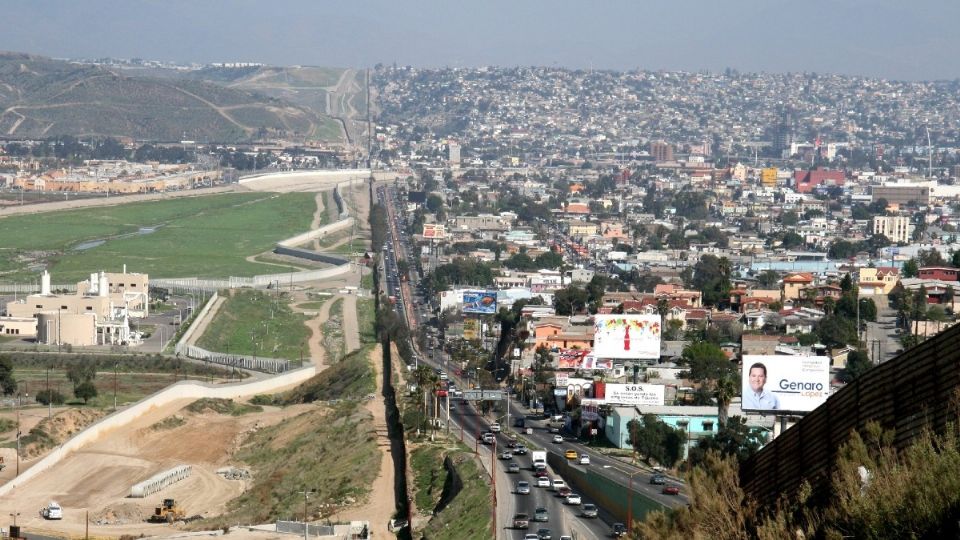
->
[741,355,830,413]
[463,290,497,314]
[604,383,665,406]
[592,315,661,359]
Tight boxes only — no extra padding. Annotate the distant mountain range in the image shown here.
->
[0,52,347,143]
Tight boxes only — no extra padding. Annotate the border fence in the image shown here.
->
[740,321,960,506]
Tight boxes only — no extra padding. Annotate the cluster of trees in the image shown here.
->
[552,275,623,315]
[0,357,16,396]
[370,203,389,252]
[502,250,564,271]
[816,275,877,348]
[901,247,960,278]
[827,234,892,259]
[424,258,496,295]
[215,150,274,170]
[628,414,687,467]
[689,254,732,307]
[2,137,197,164]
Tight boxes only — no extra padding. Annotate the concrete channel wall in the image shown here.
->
[0,365,316,497]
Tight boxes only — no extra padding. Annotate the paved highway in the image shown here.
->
[378,183,686,536]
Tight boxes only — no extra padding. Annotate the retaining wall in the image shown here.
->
[547,452,666,524]
[0,365,316,497]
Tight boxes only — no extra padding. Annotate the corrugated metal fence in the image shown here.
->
[740,322,960,506]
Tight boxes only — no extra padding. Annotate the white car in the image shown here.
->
[551,479,566,491]
[490,422,501,433]
[42,501,63,520]
[536,476,551,488]
[552,435,564,444]
[579,454,590,465]
[565,493,582,505]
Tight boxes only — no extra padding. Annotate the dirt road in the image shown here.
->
[335,344,393,535]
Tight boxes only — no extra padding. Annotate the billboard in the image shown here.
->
[463,290,497,314]
[422,224,446,239]
[741,355,831,413]
[556,349,613,370]
[592,315,661,359]
[604,384,665,406]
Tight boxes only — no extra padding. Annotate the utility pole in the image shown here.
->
[114,362,119,409]
[299,489,316,540]
[46,365,51,420]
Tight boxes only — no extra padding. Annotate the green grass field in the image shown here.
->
[196,290,310,361]
[357,297,376,344]
[0,192,317,282]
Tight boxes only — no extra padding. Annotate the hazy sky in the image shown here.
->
[2,0,959,80]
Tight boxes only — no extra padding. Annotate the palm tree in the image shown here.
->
[715,375,738,429]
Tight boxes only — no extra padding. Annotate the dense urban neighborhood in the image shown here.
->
[2,61,960,539]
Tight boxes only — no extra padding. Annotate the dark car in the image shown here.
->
[611,523,628,537]
[649,473,666,485]
[662,485,681,495]
[537,528,552,540]
[513,513,530,529]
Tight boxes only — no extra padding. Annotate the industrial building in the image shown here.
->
[0,268,149,347]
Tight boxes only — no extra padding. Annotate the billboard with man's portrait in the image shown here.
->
[741,355,831,413]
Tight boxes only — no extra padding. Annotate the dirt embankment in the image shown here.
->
[20,408,106,459]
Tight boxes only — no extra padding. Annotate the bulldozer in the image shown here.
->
[149,498,185,523]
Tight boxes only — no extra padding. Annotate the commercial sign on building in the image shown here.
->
[557,349,613,370]
[741,355,831,413]
[422,224,446,239]
[592,315,662,359]
[603,384,665,406]
[462,290,497,314]
[463,318,480,340]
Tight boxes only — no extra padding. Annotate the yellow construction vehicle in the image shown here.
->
[149,498,185,523]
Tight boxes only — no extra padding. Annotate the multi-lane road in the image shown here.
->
[376,184,686,538]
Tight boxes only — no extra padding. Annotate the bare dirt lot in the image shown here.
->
[0,398,315,537]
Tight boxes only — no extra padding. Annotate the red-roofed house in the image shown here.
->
[782,273,815,301]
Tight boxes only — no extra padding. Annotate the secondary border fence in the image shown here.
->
[740,321,960,507]
[171,291,290,374]
[274,520,371,539]
[176,344,290,374]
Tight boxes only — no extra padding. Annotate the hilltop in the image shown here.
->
[0,52,342,142]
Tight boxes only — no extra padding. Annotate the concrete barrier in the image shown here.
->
[0,365,316,497]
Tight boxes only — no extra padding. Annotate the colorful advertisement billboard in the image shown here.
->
[741,355,831,413]
[603,384,665,406]
[463,290,497,314]
[592,315,662,359]
[556,349,613,370]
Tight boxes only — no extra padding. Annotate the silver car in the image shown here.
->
[516,481,531,494]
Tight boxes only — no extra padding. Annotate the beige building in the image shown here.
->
[2,269,148,346]
[872,215,911,244]
[566,221,599,237]
[857,266,900,296]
